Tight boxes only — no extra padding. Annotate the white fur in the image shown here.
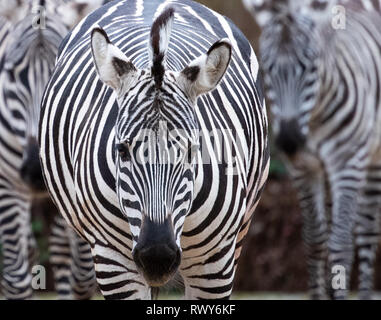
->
[158,16,174,55]
[91,29,137,94]
[178,39,232,101]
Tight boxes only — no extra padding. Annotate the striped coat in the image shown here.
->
[39,0,269,299]
[244,0,381,299]
[0,0,106,299]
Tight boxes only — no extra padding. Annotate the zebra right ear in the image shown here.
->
[91,28,138,94]
[243,0,285,28]
[178,39,232,102]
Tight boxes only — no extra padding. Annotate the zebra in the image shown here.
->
[244,0,381,299]
[39,0,269,299]
[0,0,103,299]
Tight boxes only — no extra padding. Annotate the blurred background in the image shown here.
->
[4,0,380,296]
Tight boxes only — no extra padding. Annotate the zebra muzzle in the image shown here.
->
[275,119,306,157]
[132,217,181,287]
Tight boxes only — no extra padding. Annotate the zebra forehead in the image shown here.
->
[119,104,197,137]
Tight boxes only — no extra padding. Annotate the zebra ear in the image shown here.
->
[56,0,104,29]
[91,28,138,94]
[243,0,289,27]
[178,39,232,101]
[242,0,274,27]
[0,0,29,23]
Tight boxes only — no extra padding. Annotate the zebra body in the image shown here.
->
[244,0,381,299]
[39,0,269,299]
[0,0,102,299]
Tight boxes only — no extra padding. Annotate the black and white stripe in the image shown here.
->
[244,0,381,299]
[0,0,103,300]
[39,0,269,300]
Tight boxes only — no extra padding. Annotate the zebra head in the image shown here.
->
[244,0,335,157]
[91,8,232,287]
[0,2,68,192]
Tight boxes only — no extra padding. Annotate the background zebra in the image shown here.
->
[244,0,381,299]
[0,0,105,300]
[39,0,269,299]
[0,0,110,30]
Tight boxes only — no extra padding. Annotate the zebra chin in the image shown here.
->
[132,217,181,287]
[138,269,179,288]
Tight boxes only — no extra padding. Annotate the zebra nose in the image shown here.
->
[20,139,46,192]
[133,243,181,286]
[275,119,306,156]
[132,217,181,287]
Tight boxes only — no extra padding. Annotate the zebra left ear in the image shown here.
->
[243,0,295,28]
[0,0,29,23]
[91,28,138,94]
[178,39,232,101]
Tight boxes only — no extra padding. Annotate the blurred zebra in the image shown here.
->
[0,0,108,29]
[39,0,269,299]
[0,0,104,300]
[244,0,381,299]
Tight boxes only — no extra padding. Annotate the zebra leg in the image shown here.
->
[49,214,97,300]
[355,167,381,300]
[181,243,237,300]
[293,171,329,300]
[27,223,39,273]
[49,214,73,299]
[0,184,33,299]
[67,228,97,300]
[91,245,150,300]
[328,180,362,299]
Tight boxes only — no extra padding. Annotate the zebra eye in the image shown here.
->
[116,142,131,162]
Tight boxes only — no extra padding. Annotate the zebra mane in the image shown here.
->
[149,7,175,89]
